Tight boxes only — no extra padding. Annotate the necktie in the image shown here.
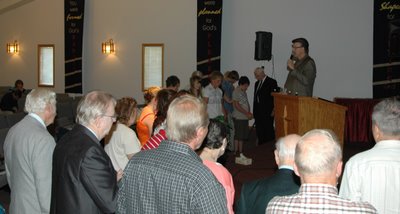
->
[256,80,263,102]
[257,80,263,93]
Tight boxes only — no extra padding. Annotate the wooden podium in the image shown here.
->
[272,93,347,147]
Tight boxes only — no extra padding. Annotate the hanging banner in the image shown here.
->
[196,0,223,77]
[65,0,85,93]
[373,1,400,98]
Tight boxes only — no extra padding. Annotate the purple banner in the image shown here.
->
[373,1,400,98]
[65,0,85,93]
[197,0,223,76]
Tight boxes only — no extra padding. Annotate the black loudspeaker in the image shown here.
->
[254,31,272,61]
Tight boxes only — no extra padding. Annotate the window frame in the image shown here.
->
[37,44,55,87]
[142,43,164,91]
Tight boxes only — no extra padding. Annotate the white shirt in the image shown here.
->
[256,75,266,93]
[339,140,400,214]
[202,84,223,119]
[279,165,294,171]
[104,123,141,171]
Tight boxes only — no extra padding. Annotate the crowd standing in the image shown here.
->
[3,43,398,213]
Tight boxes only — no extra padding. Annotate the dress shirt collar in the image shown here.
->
[83,125,100,140]
[279,165,294,171]
[261,75,267,82]
[258,75,267,86]
[300,183,338,196]
[28,113,46,128]
[375,140,400,148]
[73,124,101,146]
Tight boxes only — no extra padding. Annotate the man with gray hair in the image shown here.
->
[236,134,300,214]
[253,67,277,144]
[340,97,400,214]
[4,88,57,213]
[51,91,119,213]
[117,95,228,213]
[267,129,377,214]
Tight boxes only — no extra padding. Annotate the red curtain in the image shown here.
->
[334,98,381,143]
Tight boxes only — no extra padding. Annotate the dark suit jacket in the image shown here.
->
[284,55,316,97]
[0,91,18,112]
[236,168,300,214]
[253,76,278,119]
[51,124,117,214]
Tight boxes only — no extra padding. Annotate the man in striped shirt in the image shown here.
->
[266,129,377,214]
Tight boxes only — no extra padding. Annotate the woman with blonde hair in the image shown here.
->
[189,76,203,99]
[105,97,140,171]
[136,86,160,146]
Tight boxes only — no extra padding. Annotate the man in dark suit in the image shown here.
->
[0,89,22,113]
[253,67,278,144]
[236,134,301,214]
[51,91,121,214]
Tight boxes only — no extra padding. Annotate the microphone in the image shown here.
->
[290,54,296,64]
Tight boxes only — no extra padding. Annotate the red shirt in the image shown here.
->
[141,129,167,150]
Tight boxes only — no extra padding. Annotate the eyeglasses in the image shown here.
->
[102,114,117,122]
[292,45,303,49]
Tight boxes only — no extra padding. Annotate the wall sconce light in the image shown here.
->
[7,40,19,54]
[102,39,115,54]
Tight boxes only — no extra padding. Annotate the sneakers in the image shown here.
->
[235,153,252,165]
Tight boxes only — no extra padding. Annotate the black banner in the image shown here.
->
[196,0,223,76]
[373,1,400,98]
[65,0,85,93]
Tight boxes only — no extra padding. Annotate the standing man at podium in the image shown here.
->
[284,38,316,96]
[253,67,277,144]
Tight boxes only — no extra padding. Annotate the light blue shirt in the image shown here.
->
[28,113,46,128]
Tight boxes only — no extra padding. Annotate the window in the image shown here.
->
[142,44,164,91]
[38,44,55,87]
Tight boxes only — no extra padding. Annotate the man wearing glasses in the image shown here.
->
[51,91,121,214]
[284,38,317,97]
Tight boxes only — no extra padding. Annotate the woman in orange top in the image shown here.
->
[136,86,160,146]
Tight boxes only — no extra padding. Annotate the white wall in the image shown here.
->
[221,0,374,102]
[0,0,373,103]
[0,0,64,91]
[83,0,196,102]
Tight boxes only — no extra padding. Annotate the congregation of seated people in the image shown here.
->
[1,73,399,214]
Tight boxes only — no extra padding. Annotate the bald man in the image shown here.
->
[267,129,377,214]
[236,134,301,214]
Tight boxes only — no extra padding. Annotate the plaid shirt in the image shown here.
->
[117,140,228,214]
[266,184,377,214]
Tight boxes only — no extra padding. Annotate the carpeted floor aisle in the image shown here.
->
[224,141,277,202]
